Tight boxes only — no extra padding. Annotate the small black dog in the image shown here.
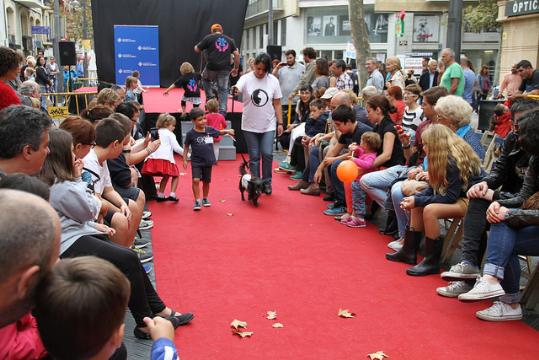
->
[239,162,264,207]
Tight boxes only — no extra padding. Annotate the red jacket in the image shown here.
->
[0,81,21,111]
[0,313,47,359]
[493,112,512,139]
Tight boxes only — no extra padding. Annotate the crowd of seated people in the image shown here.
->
[283,80,539,322]
[0,82,192,358]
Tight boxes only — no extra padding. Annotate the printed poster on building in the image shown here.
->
[413,15,440,43]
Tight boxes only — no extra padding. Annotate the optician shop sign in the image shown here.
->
[506,0,539,17]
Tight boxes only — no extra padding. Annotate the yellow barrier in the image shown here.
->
[41,91,98,119]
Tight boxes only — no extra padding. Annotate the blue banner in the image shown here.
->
[31,26,50,35]
[114,25,160,87]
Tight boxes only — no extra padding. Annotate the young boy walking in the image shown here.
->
[183,108,234,211]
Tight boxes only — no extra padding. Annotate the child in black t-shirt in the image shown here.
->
[183,108,234,211]
[163,62,201,116]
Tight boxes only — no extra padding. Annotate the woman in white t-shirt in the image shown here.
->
[233,53,284,194]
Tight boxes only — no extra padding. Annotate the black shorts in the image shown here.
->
[103,197,131,225]
[114,186,141,202]
[191,165,212,182]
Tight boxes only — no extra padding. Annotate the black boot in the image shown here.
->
[381,209,398,236]
[406,237,443,276]
[385,229,421,265]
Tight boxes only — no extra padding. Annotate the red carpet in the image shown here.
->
[149,158,538,359]
[76,87,243,113]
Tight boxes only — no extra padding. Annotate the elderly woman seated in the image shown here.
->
[18,80,42,109]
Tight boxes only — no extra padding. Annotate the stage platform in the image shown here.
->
[76,87,247,154]
[75,87,243,113]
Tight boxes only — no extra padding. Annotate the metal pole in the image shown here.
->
[267,0,273,46]
[446,0,463,57]
[82,0,89,79]
[53,0,64,93]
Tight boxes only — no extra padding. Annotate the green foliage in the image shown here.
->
[463,0,499,33]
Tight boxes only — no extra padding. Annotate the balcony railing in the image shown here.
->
[246,0,283,19]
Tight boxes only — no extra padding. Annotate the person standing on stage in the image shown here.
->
[194,24,240,116]
[232,53,283,195]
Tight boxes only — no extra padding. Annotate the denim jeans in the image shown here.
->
[202,69,230,114]
[359,165,408,207]
[391,181,408,238]
[483,223,539,303]
[243,130,275,182]
[330,159,345,206]
[303,145,322,182]
[351,180,367,216]
[460,198,490,267]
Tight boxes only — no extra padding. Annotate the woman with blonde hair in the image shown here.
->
[387,124,482,276]
[96,88,121,111]
[163,61,201,116]
[384,56,405,90]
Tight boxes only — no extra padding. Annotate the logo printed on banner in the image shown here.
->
[137,46,157,51]
[117,37,136,43]
[118,54,136,59]
[137,62,157,67]
[215,36,229,52]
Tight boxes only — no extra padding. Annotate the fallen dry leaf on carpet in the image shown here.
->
[232,329,254,338]
[179,172,187,176]
[230,319,247,329]
[266,311,277,320]
[272,323,284,328]
[219,199,226,203]
[338,309,355,318]
[226,213,234,216]
[367,351,388,360]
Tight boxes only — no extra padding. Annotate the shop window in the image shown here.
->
[413,15,440,43]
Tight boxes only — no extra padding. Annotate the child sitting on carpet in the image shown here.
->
[183,108,234,211]
[343,131,382,228]
[205,99,228,163]
[142,113,184,202]
[163,62,201,117]
[35,256,179,360]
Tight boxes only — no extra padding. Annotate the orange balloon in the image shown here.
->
[336,160,359,183]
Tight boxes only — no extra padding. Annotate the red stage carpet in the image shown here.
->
[149,158,538,359]
[76,87,243,113]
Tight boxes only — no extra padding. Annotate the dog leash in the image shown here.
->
[230,136,250,169]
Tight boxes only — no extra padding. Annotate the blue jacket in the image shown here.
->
[151,338,178,360]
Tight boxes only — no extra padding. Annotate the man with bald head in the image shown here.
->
[0,105,52,176]
[0,189,60,358]
[439,48,464,96]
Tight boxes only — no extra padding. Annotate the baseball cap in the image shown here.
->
[320,87,339,99]
[211,24,223,32]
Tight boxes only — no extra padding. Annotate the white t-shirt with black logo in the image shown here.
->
[82,149,112,196]
[236,72,282,133]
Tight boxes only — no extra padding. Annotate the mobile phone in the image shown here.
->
[149,127,160,141]
[279,62,287,67]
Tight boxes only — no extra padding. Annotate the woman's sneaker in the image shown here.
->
[193,200,202,211]
[387,239,404,251]
[346,217,366,228]
[290,170,303,180]
[436,281,473,298]
[458,277,505,301]
[441,261,481,280]
[476,301,522,321]
[202,198,212,207]
[142,211,152,220]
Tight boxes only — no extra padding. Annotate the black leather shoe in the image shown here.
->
[133,327,152,340]
[263,183,272,195]
[166,312,194,328]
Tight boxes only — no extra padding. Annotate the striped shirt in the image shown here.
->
[402,106,424,132]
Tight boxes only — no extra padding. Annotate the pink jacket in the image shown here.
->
[352,147,377,172]
[0,313,47,359]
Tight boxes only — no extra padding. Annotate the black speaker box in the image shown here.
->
[59,41,77,66]
[266,45,282,61]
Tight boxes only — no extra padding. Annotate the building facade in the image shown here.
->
[497,0,539,74]
[2,0,58,55]
[241,0,500,78]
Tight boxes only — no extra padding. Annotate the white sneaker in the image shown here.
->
[142,211,152,220]
[387,239,403,251]
[458,277,505,301]
[139,219,154,230]
[436,281,473,298]
[476,301,522,322]
[441,261,481,280]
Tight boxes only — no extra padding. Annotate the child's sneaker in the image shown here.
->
[346,216,366,228]
[202,198,212,207]
[193,200,202,211]
[167,196,179,202]
[339,213,352,224]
